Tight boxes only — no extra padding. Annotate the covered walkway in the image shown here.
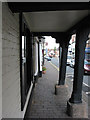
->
[25,60,71,118]
[1,2,90,119]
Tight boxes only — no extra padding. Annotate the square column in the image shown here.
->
[67,26,90,118]
[69,29,89,103]
[55,43,68,95]
[55,35,70,95]
[58,43,68,85]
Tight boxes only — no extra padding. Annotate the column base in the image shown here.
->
[55,84,68,95]
[67,100,88,118]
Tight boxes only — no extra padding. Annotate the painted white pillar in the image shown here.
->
[34,42,38,76]
[39,42,42,72]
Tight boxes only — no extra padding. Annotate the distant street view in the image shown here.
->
[43,35,90,97]
[50,57,90,96]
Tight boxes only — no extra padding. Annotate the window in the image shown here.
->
[20,14,32,110]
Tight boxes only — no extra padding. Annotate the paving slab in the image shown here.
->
[25,60,89,119]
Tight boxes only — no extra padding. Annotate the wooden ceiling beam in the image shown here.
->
[8,2,90,13]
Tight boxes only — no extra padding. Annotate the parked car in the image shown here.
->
[48,53,53,58]
[84,39,90,74]
[53,53,55,57]
[67,55,71,65]
[44,55,48,59]
[84,59,90,75]
[44,55,51,61]
[70,58,75,68]
[46,56,51,61]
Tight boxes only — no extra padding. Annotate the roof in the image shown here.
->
[23,10,88,32]
[8,2,90,44]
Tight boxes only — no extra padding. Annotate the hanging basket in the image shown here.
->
[42,66,46,74]
[42,70,46,74]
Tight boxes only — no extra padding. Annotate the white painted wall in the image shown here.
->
[39,42,42,71]
[0,1,2,120]
[2,3,34,119]
[2,3,22,118]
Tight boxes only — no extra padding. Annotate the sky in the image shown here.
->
[22,36,59,49]
[44,36,59,49]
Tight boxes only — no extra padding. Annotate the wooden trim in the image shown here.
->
[33,32,63,37]
[8,2,89,13]
[38,42,40,77]
[19,12,23,111]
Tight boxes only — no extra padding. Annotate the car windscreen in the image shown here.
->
[84,60,90,65]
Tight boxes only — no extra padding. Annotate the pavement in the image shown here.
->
[25,60,89,119]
